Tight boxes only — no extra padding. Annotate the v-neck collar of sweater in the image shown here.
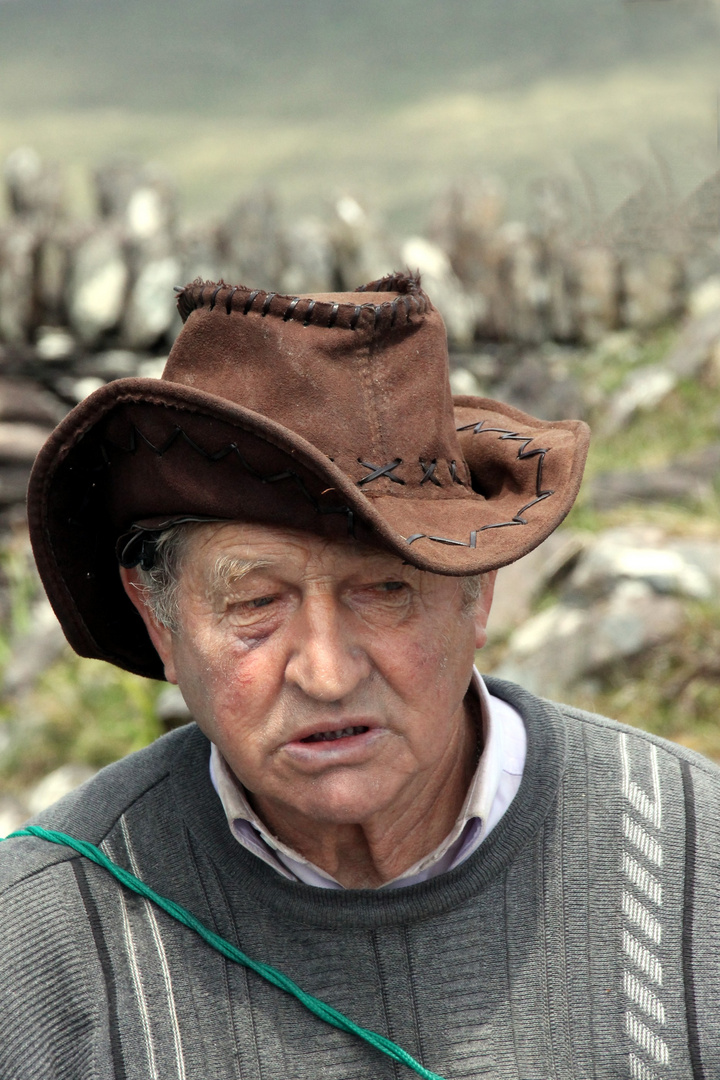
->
[169,677,567,929]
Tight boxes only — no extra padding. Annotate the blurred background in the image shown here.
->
[2,0,720,829]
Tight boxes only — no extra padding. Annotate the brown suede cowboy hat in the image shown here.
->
[28,271,590,680]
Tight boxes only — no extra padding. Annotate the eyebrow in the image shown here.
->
[207,555,273,599]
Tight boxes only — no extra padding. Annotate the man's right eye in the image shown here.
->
[250,596,274,609]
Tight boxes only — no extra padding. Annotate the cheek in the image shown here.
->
[174,632,284,732]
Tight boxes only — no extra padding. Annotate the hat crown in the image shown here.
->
[162,275,471,495]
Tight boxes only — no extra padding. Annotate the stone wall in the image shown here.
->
[5,148,720,361]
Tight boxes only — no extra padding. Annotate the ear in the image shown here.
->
[119,566,179,684]
[472,570,497,651]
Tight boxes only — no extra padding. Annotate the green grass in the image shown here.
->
[0,655,164,795]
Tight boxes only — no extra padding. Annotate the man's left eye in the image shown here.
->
[379,581,405,593]
[250,596,274,608]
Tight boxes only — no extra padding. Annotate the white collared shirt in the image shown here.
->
[209,669,526,889]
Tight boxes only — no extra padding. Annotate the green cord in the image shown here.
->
[2,825,446,1080]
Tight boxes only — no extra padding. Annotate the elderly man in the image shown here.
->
[1,273,718,1080]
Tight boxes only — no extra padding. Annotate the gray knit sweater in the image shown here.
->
[1,678,718,1080]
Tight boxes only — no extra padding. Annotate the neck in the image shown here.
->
[249,696,481,889]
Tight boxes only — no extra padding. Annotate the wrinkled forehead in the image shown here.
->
[178,519,412,578]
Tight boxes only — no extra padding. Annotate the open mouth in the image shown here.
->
[301,725,370,743]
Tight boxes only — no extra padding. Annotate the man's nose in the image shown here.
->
[284,595,371,701]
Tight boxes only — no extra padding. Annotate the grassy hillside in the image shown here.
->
[0,1,719,230]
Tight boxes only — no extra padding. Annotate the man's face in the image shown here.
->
[126,522,494,830]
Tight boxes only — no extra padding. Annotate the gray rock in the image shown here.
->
[495,353,586,422]
[4,147,64,222]
[67,228,129,345]
[52,376,106,404]
[0,224,37,343]
[76,350,142,381]
[665,307,720,380]
[449,368,483,397]
[400,236,483,347]
[589,443,720,510]
[26,763,96,816]
[329,195,396,291]
[95,158,177,241]
[35,327,76,362]
[0,378,67,425]
[2,597,68,698]
[121,252,182,349]
[601,364,677,435]
[280,218,334,295]
[0,465,32,505]
[179,224,223,286]
[156,685,192,731]
[220,188,287,291]
[666,538,720,591]
[0,422,53,463]
[567,536,713,601]
[493,581,684,697]
[427,178,506,291]
[485,530,586,641]
[588,468,709,510]
[0,794,28,837]
[573,247,619,344]
[620,253,684,331]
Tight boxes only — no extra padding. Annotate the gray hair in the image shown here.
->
[131,521,485,632]
[132,522,194,633]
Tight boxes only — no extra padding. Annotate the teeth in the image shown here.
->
[304,726,368,743]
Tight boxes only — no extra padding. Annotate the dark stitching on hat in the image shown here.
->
[209,284,223,311]
[327,302,339,329]
[405,421,555,548]
[449,460,464,485]
[357,458,405,486]
[303,299,316,327]
[225,286,238,314]
[243,290,260,315]
[406,530,479,549]
[373,305,383,328]
[349,305,362,331]
[100,426,358,538]
[261,292,276,316]
[283,297,301,322]
[419,459,442,487]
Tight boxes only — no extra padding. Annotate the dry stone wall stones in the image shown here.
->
[1,596,68,699]
[492,582,684,698]
[573,246,620,344]
[0,225,38,344]
[0,377,67,426]
[620,253,685,331]
[401,236,482,348]
[220,188,288,292]
[26,763,97,816]
[280,218,334,295]
[4,147,64,223]
[121,250,182,349]
[328,195,397,291]
[95,158,178,240]
[567,535,713,601]
[67,227,129,345]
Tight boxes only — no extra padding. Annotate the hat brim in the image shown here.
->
[28,378,589,678]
